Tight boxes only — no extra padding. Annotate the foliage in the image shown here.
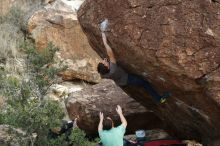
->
[69,128,92,146]
[0,41,98,146]
[47,127,99,146]
[21,41,65,98]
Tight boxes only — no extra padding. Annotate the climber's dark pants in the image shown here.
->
[126,74,162,102]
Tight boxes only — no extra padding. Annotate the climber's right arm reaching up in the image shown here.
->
[102,32,116,63]
[116,105,127,128]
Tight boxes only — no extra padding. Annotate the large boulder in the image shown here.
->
[78,0,220,144]
[66,79,163,135]
[27,0,101,83]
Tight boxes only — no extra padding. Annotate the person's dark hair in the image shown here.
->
[97,63,110,75]
[103,118,113,130]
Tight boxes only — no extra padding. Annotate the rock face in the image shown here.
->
[78,0,220,144]
[27,0,101,83]
[66,79,163,135]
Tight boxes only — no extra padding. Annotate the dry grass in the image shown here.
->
[0,7,24,59]
[0,7,25,76]
[0,96,5,108]
[0,23,24,60]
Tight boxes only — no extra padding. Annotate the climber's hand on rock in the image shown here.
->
[99,112,104,121]
[116,105,123,115]
[100,19,109,32]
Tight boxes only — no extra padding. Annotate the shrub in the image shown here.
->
[0,41,97,146]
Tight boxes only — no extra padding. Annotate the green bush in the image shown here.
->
[47,127,99,146]
[70,128,91,146]
[0,41,97,146]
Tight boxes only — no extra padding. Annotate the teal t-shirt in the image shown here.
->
[98,125,126,146]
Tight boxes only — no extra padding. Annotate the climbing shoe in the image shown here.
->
[160,92,171,103]
[160,98,166,103]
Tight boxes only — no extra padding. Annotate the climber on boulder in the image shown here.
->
[97,19,170,103]
[98,105,127,146]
